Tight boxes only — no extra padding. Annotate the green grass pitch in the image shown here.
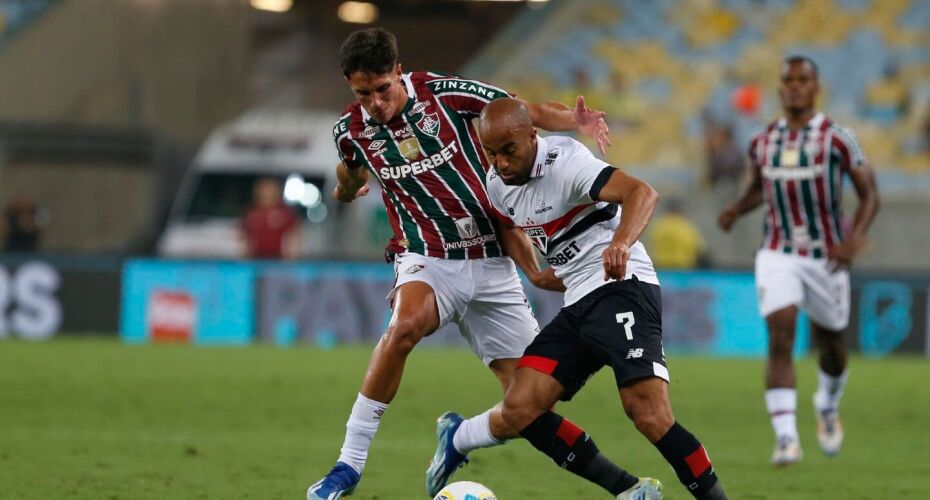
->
[1,338,928,499]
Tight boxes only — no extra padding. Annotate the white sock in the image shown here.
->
[813,368,849,413]
[337,393,389,474]
[452,408,504,455]
[765,388,798,441]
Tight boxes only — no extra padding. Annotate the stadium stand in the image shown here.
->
[467,0,930,192]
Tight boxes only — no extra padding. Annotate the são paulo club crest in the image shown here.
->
[523,226,547,253]
[415,112,441,137]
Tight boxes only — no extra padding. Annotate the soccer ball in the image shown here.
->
[432,480,497,500]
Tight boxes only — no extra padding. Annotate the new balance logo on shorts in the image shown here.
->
[626,348,644,359]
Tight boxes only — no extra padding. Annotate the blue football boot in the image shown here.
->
[425,411,470,497]
[307,461,360,499]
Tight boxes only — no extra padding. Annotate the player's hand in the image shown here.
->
[602,242,631,281]
[529,268,566,292]
[573,95,611,156]
[827,236,864,273]
[717,206,738,232]
[333,184,369,203]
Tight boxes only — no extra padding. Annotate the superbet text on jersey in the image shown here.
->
[333,72,512,260]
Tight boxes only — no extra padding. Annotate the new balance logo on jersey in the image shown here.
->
[626,348,644,359]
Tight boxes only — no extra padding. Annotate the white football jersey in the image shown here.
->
[487,135,658,306]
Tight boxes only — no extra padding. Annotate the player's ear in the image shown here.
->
[395,63,403,77]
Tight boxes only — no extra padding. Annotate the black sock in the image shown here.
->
[519,411,638,495]
[653,422,726,500]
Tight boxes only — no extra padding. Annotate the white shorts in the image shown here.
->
[755,249,850,331]
[390,252,540,365]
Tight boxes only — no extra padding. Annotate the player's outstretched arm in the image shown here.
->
[828,164,879,270]
[333,162,370,203]
[595,169,660,281]
[498,221,566,292]
[521,96,611,155]
[717,166,763,232]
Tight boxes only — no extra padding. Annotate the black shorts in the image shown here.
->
[519,276,668,401]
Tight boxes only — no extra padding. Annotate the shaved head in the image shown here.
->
[479,98,538,185]
[479,98,533,137]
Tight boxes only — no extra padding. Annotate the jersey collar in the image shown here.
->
[777,111,825,130]
[529,135,549,178]
[361,73,417,126]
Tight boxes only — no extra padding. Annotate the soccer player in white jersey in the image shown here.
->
[481,98,727,500]
[718,56,879,466]
[307,28,612,499]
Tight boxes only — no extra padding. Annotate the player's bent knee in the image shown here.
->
[383,318,427,355]
[501,394,542,432]
[632,410,674,441]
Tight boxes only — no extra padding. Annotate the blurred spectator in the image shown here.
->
[864,64,909,125]
[704,118,745,188]
[731,82,762,117]
[2,197,46,252]
[648,199,707,269]
[241,178,300,259]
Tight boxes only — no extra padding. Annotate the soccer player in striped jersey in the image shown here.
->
[718,56,879,466]
[308,28,611,499]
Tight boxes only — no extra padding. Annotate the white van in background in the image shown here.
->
[158,109,346,259]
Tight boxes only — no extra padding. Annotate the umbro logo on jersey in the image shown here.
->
[360,125,380,139]
[408,100,430,115]
[368,140,386,151]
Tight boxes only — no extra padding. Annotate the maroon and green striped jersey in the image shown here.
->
[749,112,867,258]
[332,72,513,260]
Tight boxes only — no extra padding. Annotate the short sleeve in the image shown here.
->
[832,126,867,172]
[560,140,615,204]
[428,76,514,117]
[332,116,363,169]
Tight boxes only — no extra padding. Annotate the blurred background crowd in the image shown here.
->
[1,0,928,271]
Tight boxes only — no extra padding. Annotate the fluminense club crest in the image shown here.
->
[523,226,548,254]
[416,112,441,137]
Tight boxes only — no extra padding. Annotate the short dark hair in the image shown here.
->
[339,28,399,77]
[782,55,819,78]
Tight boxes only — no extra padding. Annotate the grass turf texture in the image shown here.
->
[1,338,928,499]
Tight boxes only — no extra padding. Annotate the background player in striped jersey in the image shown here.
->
[717,56,880,466]
[308,28,611,499]
[481,98,727,500]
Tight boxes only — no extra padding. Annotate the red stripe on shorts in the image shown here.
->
[517,355,558,375]
[556,418,584,446]
[685,446,712,477]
